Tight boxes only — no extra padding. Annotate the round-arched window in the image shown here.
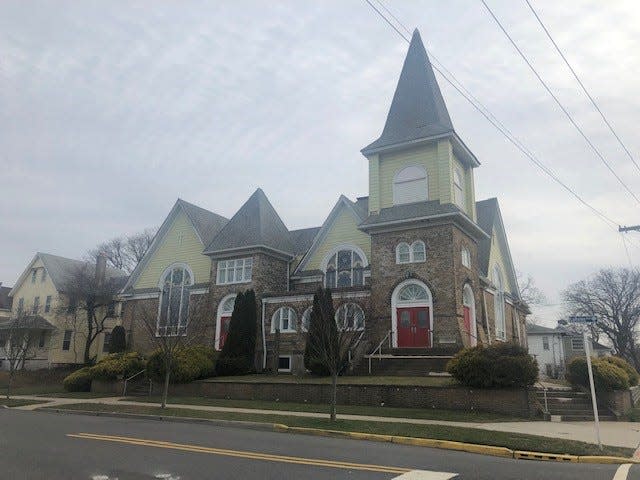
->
[325,249,365,288]
[301,307,312,332]
[271,307,297,333]
[397,283,429,303]
[335,303,365,331]
[157,264,193,336]
[393,165,428,205]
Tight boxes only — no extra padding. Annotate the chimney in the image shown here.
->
[95,252,107,287]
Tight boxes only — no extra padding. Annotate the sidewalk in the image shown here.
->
[11,394,640,449]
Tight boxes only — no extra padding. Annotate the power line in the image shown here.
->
[620,233,633,268]
[479,0,640,206]
[524,0,640,176]
[363,0,622,231]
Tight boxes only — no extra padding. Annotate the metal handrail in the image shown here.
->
[123,369,146,396]
[368,330,392,374]
[347,330,367,364]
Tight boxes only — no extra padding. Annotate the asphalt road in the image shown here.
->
[0,409,638,480]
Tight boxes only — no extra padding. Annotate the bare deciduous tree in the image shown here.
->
[0,313,43,398]
[131,295,209,409]
[88,228,156,274]
[58,256,122,364]
[517,272,547,306]
[305,288,363,421]
[563,268,640,369]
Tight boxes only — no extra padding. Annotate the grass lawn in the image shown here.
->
[204,375,456,387]
[126,396,522,423]
[38,392,118,399]
[627,407,640,422]
[44,402,632,457]
[0,398,48,407]
[0,367,73,395]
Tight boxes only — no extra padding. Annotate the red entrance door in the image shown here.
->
[396,307,431,347]
[219,316,231,349]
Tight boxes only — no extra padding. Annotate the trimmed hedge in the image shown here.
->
[90,352,145,381]
[446,343,538,388]
[63,367,93,392]
[567,357,630,391]
[146,345,217,384]
[602,356,639,386]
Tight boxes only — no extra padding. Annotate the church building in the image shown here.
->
[120,30,528,375]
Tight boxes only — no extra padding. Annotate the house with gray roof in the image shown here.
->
[121,29,528,375]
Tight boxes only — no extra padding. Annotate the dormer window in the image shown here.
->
[393,166,428,205]
[454,167,465,208]
[324,247,366,288]
[396,241,426,264]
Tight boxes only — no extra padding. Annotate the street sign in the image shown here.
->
[568,315,597,324]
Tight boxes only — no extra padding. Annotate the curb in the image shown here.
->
[38,407,638,464]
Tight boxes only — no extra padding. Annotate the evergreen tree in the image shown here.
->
[109,325,127,354]
[215,290,257,375]
[304,288,337,376]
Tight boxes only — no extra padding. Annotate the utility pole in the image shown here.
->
[619,225,640,232]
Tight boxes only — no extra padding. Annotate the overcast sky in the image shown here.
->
[1,1,639,325]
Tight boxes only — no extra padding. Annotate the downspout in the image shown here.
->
[261,299,267,370]
[482,289,492,345]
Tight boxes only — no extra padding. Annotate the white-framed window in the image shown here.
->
[335,303,365,331]
[461,247,471,268]
[277,355,292,373]
[41,269,47,282]
[396,241,426,264]
[325,249,365,288]
[217,257,253,285]
[542,336,550,351]
[271,307,297,333]
[62,330,72,351]
[393,165,428,205]
[31,269,37,283]
[453,167,465,208]
[32,296,40,314]
[571,337,584,350]
[493,266,506,341]
[17,298,24,314]
[44,295,52,313]
[157,264,193,336]
[301,307,312,332]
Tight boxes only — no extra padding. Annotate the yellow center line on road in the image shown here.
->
[67,433,411,474]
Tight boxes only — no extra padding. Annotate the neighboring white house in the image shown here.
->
[527,323,613,379]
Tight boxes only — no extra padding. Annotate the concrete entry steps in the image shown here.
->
[536,389,617,421]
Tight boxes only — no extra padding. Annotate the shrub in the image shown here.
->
[146,345,217,384]
[303,288,336,376]
[567,357,630,391]
[109,325,127,354]
[602,356,639,386]
[89,352,145,381]
[63,367,93,392]
[446,343,538,388]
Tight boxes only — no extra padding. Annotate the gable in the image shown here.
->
[301,204,371,272]
[488,224,518,297]
[133,210,211,290]
[10,257,59,314]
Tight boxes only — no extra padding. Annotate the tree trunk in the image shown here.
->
[161,362,171,409]
[330,373,337,422]
[6,371,13,400]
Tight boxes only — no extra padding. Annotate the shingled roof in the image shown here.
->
[204,189,296,257]
[178,199,229,247]
[362,30,453,155]
[476,198,499,277]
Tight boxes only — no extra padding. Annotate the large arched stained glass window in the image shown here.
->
[157,264,193,336]
[335,303,365,331]
[324,249,365,288]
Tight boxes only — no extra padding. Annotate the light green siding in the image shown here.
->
[134,210,211,289]
[452,153,476,220]
[489,225,516,295]
[368,154,381,213]
[305,208,372,270]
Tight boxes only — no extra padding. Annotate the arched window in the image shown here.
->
[301,307,313,332]
[454,167,465,208]
[397,283,429,302]
[271,307,297,333]
[396,241,426,264]
[396,242,410,264]
[335,303,365,331]
[215,294,236,350]
[462,284,477,347]
[393,166,428,205]
[461,247,471,268]
[493,266,506,340]
[157,264,193,336]
[324,247,366,288]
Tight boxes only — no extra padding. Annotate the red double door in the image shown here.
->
[396,307,431,348]
[219,316,231,349]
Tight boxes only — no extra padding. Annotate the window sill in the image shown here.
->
[217,279,252,286]
[271,330,298,335]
